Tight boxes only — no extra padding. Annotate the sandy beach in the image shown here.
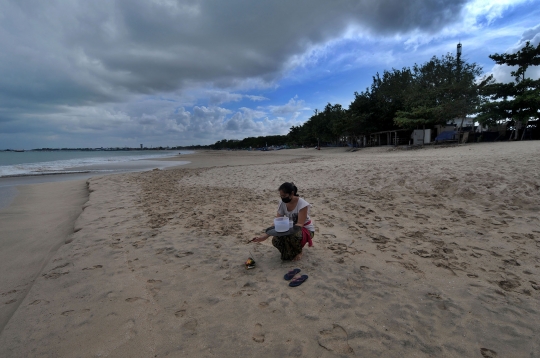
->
[0,180,88,333]
[1,142,539,357]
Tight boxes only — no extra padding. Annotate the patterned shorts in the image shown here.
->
[272,230,314,261]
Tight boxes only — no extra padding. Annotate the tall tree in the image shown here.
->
[348,68,412,136]
[478,41,540,139]
[394,53,486,129]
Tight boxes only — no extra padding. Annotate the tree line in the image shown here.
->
[212,43,539,149]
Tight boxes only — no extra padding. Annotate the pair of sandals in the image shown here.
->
[284,268,308,287]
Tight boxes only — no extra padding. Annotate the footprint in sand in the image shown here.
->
[252,323,265,343]
[1,290,17,297]
[82,265,103,270]
[317,324,354,355]
[125,297,148,303]
[328,243,347,253]
[4,299,16,305]
[497,280,520,291]
[175,301,188,317]
[371,235,389,244]
[258,302,269,309]
[183,319,198,334]
[42,272,69,279]
[347,277,362,290]
[410,249,432,258]
[146,279,162,296]
[132,241,145,249]
[480,348,497,357]
[502,259,520,266]
[175,251,194,258]
[51,263,70,270]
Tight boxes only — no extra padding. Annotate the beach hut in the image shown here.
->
[368,129,412,147]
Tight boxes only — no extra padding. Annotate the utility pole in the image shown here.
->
[456,42,467,144]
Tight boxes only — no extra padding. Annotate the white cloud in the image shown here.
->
[0,0,536,148]
[519,23,540,45]
[238,107,267,120]
[268,96,309,117]
[245,95,269,102]
[207,91,243,105]
[205,91,270,105]
[489,24,540,83]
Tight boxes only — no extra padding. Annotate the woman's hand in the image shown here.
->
[251,234,269,242]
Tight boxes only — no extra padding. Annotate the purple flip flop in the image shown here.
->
[289,274,308,287]
[284,268,301,280]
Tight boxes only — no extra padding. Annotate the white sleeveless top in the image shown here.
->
[277,197,315,232]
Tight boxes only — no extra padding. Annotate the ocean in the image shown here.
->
[0,150,193,209]
[0,150,191,178]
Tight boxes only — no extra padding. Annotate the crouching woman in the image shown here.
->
[252,182,315,261]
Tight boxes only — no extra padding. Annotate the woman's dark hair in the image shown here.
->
[279,182,299,196]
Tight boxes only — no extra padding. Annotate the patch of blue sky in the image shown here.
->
[270,38,397,106]
[487,0,540,28]
[164,0,540,128]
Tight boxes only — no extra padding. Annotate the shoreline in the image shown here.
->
[0,156,195,332]
[0,157,192,209]
[0,180,89,334]
[1,142,539,357]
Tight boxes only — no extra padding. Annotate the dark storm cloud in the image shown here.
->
[0,0,469,116]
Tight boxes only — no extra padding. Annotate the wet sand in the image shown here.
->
[0,180,88,333]
[0,186,18,210]
[0,142,539,357]
[0,158,191,335]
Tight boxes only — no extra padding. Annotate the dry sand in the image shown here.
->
[1,142,539,357]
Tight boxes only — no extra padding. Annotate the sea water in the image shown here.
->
[0,150,190,177]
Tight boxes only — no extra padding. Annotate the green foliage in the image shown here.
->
[394,106,434,128]
[181,44,540,148]
[347,68,413,133]
[285,51,486,144]
[489,41,540,83]
[211,135,288,149]
[290,104,349,146]
[478,41,540,129]
[208,46,503,148]
[395,54,486,128]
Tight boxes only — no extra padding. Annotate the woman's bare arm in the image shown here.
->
[252,211,281,242]
[295,206,308,228]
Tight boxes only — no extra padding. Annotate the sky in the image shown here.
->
[0,0,539,149]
